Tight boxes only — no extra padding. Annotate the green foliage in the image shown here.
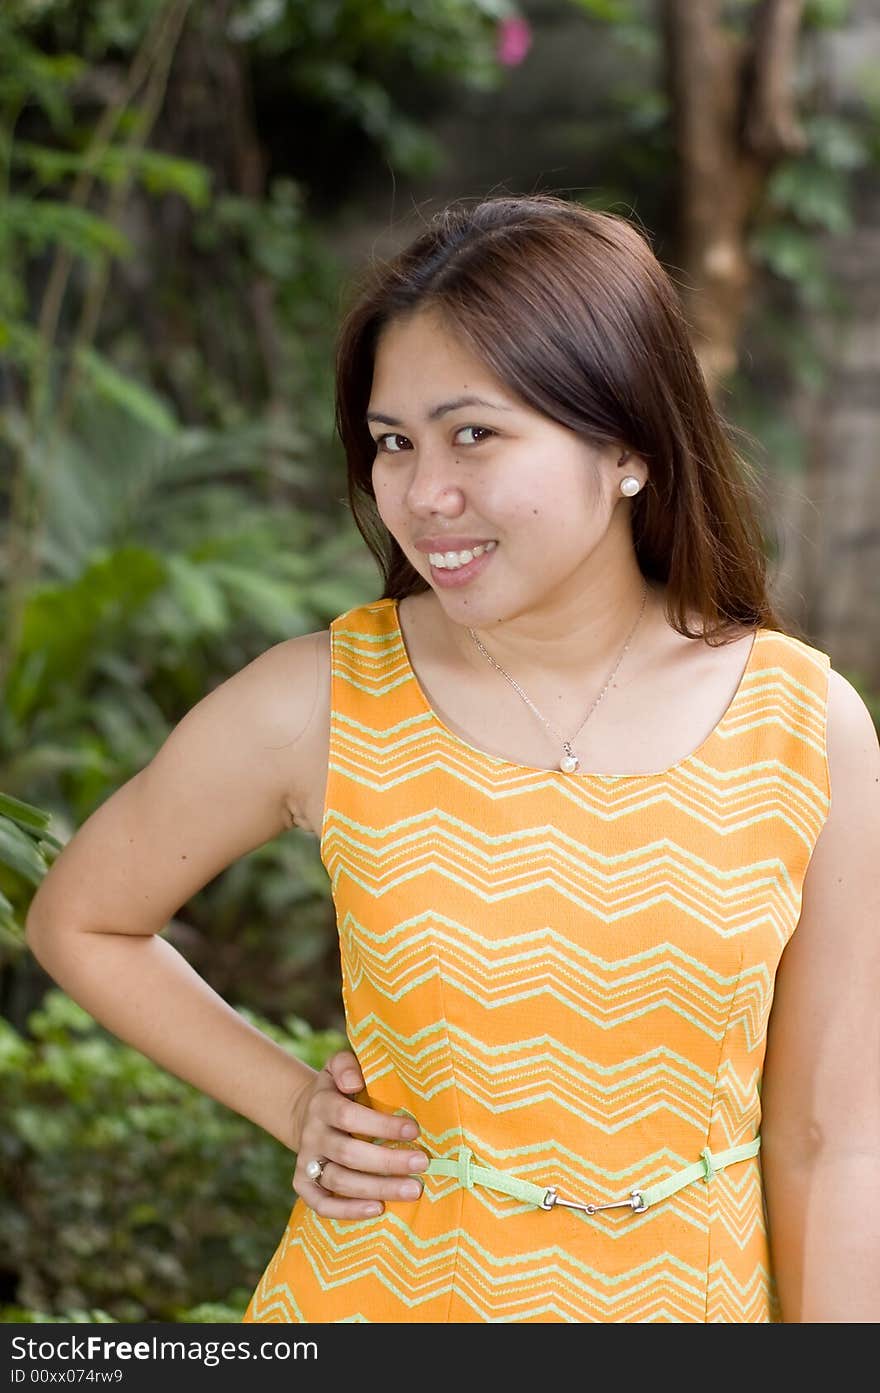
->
[0,14,209,335]
[13,142,211,206]
[229,0,508,88]
[0,396,375,1014]
[186,176,346,430]
[728,12,876,473]
[1,197,132,265]
[2,0,875,1328]
[1,1306,119,1323]
[1,405,376,758]
[11,0,512,183]
[0,14,82,127]
[11,547,168,717]
[803,0,853,27]
[73,349,179,434]
[0,989,347,1322]
[752,113,872,316]
[568,0,639,21]
[0,0,427,1006]
[0,794,61,942]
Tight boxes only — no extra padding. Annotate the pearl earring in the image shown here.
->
[619,476,641,497]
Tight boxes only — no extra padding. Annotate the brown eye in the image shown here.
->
[456,427,495,445]
[376,434,410,454]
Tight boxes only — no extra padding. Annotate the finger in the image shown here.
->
[318,1095,421,1147]
[292,1165,386,1220]
[324,1133,428,1178]
[314,1162,424,1203]
[301,1189,386,1221]
[323,1050,364,1094]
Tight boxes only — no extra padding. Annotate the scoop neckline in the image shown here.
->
[390,597,765,782]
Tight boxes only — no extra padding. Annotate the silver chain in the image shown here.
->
[467,578,649,773]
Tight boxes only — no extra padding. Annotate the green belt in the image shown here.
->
[424,1137,761,1215]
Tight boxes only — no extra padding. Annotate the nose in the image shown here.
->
[405,454,466,519]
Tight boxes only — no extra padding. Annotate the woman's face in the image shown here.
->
[367,306,639,629]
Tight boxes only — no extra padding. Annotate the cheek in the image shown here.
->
[500,480,600,553]
[371,467,407,534]
[371,465,393,508]
[502,496,559,528]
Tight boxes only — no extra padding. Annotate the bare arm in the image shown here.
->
[24,629,329,1152]
[761,667,880,1322]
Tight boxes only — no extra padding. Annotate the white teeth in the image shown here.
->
[428,541,497,570]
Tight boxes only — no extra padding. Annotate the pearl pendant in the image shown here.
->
[560,751,580,774]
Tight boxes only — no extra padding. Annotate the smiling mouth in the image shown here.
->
[427,541,498,570]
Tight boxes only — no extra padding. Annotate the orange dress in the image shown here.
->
[244,598,830,1323]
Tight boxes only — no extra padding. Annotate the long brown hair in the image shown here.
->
[334,193,788,643]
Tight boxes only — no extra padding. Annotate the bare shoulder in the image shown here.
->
[220,626,331,832]
[260,627,331,834]
[129,625,334,848]
[808,666,880,889]
[240,626,329,739]
[825,666,880,778]
[796,666,880,902]
[191,626,329,768]
[804,667,880,851]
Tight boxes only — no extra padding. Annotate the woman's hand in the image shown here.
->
[290,1049,427,1220]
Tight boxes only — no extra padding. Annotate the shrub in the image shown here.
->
[0,990,345,1322]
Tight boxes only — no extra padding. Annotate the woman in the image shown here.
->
[25,194,880,1323]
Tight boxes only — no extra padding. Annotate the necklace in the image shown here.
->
[467,579,650,774]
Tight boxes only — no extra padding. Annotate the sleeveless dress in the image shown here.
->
[244,597,831,1323]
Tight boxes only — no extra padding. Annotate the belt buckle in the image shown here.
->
[541,1186,647,1215]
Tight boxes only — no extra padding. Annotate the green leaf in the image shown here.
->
[306,575,375,617]
[13,144,212,208]
[207,562,303,637]
[0,793,53,835]
[75,349,177,436]
[7,547,168,718]
[0,22,81,127]
[0,198,131,262]
[0,320,42,368]
[0,1017,30,1073]
[137,151,212,207]
[0,816,51,887]
[749,224,826,284]
[0,897,25,946]
[805,116,870,171]
[765,162,852,234]
[568,0,637,19]
[165,555,230,633]
[804,0,852,29]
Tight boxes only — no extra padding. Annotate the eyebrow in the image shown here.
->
[365,395,512,426]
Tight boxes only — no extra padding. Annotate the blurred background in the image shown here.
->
[1,0,878,1323]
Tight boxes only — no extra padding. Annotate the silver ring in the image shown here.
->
[305,1157,327,1185]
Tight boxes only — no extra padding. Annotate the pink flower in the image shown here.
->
[496,16,532,68]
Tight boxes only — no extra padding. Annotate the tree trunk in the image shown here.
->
[661,0,806,397]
